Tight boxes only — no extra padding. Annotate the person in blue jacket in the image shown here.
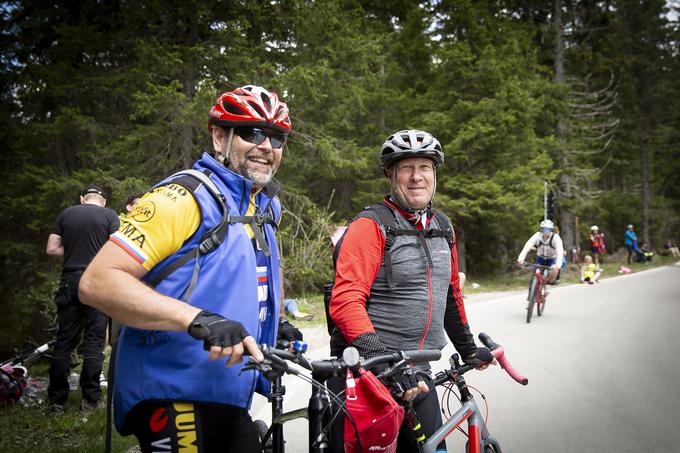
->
[624,224,638,264]
[80,85,302,452]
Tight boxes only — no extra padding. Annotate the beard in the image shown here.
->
[229,152,279,187]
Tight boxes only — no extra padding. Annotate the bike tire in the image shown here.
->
[537,283,546,316]
[526,278,537,323]
[253,419,273,453]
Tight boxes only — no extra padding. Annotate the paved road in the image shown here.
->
[251,264,680,452]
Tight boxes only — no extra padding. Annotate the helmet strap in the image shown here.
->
[216,127,234,167]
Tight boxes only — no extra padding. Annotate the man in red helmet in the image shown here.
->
[81,85,300,451]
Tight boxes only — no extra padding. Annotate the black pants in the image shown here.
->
[626,245,634,264]
[126,401,261,453]
[327,375,446,452]
[48,271,107,405]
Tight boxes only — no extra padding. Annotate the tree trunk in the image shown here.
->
[456,222,467,274]
[179,10,199,169]
[553,0,565,85]
[559,209,575,254]
[638,123,651,246]
[553,0,576,248]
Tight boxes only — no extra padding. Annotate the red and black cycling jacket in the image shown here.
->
[329,199,475,357]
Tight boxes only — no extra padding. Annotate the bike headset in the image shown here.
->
[380,129,444,221]
[208,85,292,166]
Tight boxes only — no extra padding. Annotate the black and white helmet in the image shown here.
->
[380,129,444,172]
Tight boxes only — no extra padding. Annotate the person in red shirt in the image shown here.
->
[589,225,605,268]
[327,130,493,452]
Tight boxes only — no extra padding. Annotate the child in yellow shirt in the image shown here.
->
[580,255,601,284]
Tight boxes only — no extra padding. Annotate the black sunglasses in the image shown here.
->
[234,126,287,149]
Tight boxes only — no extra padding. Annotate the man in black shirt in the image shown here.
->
[46,184,119,413]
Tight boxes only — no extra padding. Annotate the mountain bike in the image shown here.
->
[420,333,527,453]
[248,333,527,453]
[524,264,551,323]
[248,340,441,453]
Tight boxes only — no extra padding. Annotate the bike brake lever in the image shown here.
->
[375,358,408,381]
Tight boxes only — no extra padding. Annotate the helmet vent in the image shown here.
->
[261,92,272,110]
[221,100,244,116]
[248,101,266,119]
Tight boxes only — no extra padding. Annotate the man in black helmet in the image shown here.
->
[327,130,494,452]
[45,184,119,413]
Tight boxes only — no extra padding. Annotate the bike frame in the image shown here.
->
[253,336,525,453]
[526,264,550,323]
[424,369,501,453]
[533,268,546,306]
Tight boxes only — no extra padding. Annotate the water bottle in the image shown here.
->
[68,372,78,391]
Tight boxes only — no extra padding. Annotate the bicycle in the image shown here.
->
[248,333,527,453]
[523,263,552,323]
[249,340,441,453]
[422,333,527,453]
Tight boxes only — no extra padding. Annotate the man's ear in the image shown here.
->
[211,125,225,152]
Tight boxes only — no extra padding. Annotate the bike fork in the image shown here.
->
[308,372,331,452]
[271,376,286,453]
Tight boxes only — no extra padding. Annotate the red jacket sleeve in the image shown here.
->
[329,217,384,344]
[444,228,476,358]
[449,241,469,326]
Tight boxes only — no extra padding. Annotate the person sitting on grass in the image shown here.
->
[283,298,313,321]
[580,255,601,284]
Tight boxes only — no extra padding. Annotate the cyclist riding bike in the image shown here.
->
[80,85,302,452]
[328,129,494,453]
[516,219,564,284]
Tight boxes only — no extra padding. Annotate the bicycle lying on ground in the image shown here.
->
[523,263,552,323]
[248,333,527,453]
[1,340,55,405]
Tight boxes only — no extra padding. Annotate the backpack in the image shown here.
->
[323,201,455,336]
[145,169,280,299]
[534,232,556,251]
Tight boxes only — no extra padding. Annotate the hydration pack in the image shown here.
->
[145,169,280,300]
[323,201,454,335]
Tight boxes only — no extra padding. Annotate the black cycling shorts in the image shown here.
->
[126,400,260,453]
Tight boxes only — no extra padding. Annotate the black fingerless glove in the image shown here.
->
[188,310,249,351]
[350,332,390,359]
[390,368,426,398]
[277,319,303,342]
[463,346,494,368]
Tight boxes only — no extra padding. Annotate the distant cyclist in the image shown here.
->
[517,219,564,284]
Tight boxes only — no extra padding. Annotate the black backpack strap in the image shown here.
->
[429,209,455,250]
[146,169,228,292]
[147,170,280,294]
[357,201,426,288]
[225,208,278,257]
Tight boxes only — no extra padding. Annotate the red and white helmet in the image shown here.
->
[208,85,292,133]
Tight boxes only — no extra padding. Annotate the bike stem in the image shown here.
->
[308,371,331,453]
[270,375,286,453]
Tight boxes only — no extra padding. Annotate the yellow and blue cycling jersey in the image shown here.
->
[110,153,283,434]
[111,184,263,270]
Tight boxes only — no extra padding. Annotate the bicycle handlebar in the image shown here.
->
[522,263,552,270]
[478,332,528,385]
[253,345,441,380]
